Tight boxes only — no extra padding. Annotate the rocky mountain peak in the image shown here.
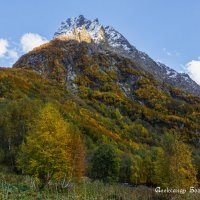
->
[54,15,105,43]
[54,15,134,51]
[18,15,200,96]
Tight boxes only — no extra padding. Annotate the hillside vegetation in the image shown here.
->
[0,39,200,199]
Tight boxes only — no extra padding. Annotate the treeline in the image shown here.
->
[0,99,199,189]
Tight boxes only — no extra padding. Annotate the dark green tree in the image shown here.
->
[90,144,120,182]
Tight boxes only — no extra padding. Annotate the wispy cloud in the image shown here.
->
[162,48,180,57]
[162,48,171,56]
[7,49,18,59]
[20,33,48,53]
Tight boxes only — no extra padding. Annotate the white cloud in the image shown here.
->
[0,39,9,57]
[20,33,48,53]
[186,60,200,85]
[0,38,18,61]
[0,33,48,67]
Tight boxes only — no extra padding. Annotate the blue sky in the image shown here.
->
[0,0,200,84]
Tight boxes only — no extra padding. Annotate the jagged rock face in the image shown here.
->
[54,15,200,96]
[54,15,106,43]
[13,40,144,100]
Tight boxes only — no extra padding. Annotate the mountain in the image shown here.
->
[12,30,200,145]
[1,15,200,192]
[53,15,200,96]
[12,15,200,142]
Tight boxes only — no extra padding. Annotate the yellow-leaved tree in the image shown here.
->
[153,134,197,188]
[17,103,85,188]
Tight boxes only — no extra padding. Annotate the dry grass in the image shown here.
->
[0,166,199,200]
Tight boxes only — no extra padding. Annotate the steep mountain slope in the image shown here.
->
[53,15,200,96]
[1,15,200,197]
[13,38,200,145]
[1,19,200,190]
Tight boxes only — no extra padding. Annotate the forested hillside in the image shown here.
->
[0,39,200,199]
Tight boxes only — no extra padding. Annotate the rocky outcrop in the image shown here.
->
[53,15,200,96]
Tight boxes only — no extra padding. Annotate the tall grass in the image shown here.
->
[0,166,199,200]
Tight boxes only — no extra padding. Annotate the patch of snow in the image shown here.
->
[54,15,104,43]
[104,26,133,52]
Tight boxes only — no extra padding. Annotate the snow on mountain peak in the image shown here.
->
[54,15,135,50]
[104,26,134,52]
[54,15,105,43]
[53,15,200,96]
